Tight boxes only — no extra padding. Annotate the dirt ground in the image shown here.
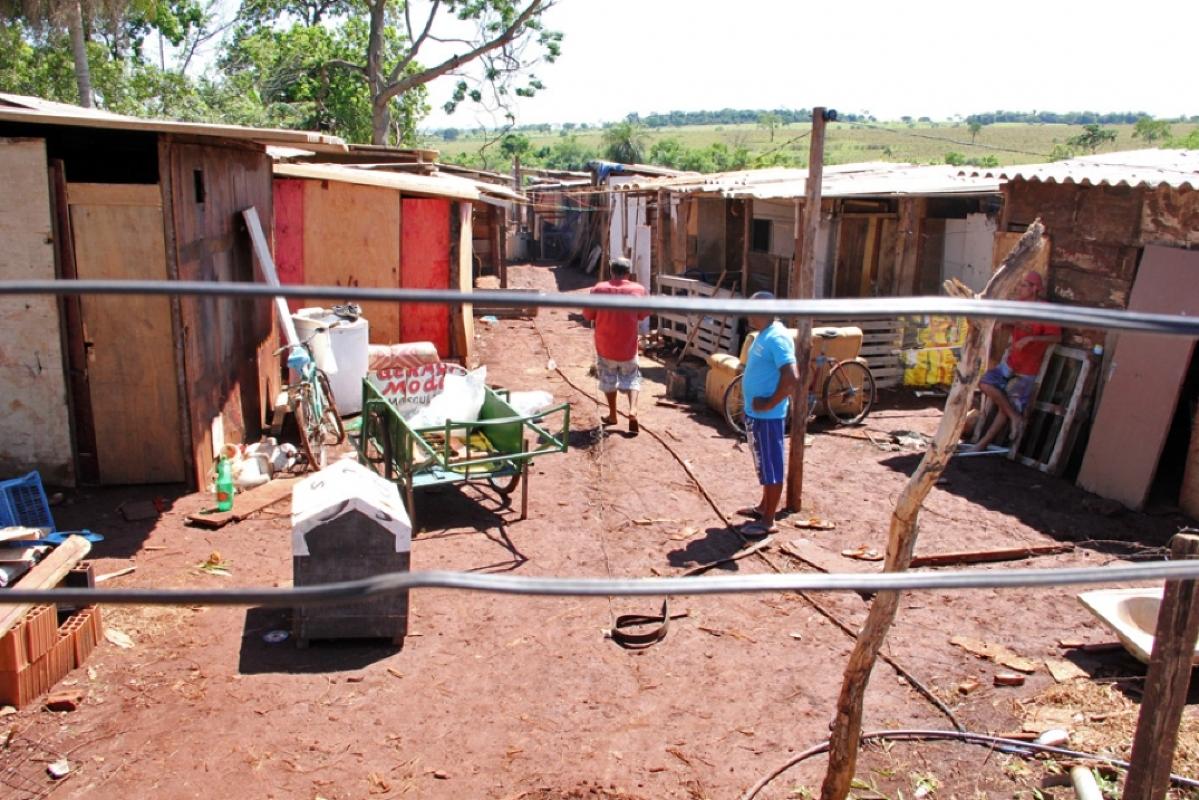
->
[3,262,1197,800]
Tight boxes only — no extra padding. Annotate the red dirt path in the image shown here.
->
[2,262,1194,800]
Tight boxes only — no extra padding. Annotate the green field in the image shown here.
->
[425,120,1199,170]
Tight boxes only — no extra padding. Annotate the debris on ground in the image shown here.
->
[950,636,1039,673]
[47,758,70,779]
[104,628,136,649]
[197,551,232,576]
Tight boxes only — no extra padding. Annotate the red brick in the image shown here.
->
[24,604,57,663]
[0,618,29,673]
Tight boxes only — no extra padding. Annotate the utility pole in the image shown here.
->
[786,106,834,512]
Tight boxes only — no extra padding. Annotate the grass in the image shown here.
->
[424,120,1199,168]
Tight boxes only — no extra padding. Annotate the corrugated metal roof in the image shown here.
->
[965,149,1199,190]
[0,93,348,151]
[615,163,999,198]
[274,162,480,200]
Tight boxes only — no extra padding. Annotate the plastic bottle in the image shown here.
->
[215,455,235,512]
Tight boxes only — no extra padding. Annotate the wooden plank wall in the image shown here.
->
[272,178,305,313]
[164,136,277,488]
[0,138,74,484]
[454,201,474,360]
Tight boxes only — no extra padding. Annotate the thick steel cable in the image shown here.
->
[2,560,1198,607]
[6,279,1199,336]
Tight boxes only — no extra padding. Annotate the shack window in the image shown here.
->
[751,219,772,253]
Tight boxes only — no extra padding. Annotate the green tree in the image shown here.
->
[1133,115,1171,143]
[967,120,982,143]
[541,133,595,170]
[1,0,94,105]
[647,136,684,167]
[230,0,561,145]
[601,120,648,163]
[1066,123,1117,154]
[757,111,781,142]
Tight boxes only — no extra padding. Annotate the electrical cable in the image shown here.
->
[739,728,1199,800]
[7,280,1199,337]
[3,560,1199,606]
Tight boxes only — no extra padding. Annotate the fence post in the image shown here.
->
[1123,531,1199,800]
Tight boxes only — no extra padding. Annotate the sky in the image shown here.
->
[418,0,1198,130]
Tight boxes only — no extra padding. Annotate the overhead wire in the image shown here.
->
[7,280,1199,337]
[3,560,1199,607]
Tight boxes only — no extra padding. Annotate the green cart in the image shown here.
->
[357,380,570,528]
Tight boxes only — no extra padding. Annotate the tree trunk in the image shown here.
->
[367,0,389,144]
[66,0,93,108]
[818,221,1046,800]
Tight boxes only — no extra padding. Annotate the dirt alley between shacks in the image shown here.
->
[3,262,1196,800]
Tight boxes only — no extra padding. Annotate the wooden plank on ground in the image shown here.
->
[186,476,301,529]
[0,535,91,640]
[779,537,879,574]
[909,543,1072,568]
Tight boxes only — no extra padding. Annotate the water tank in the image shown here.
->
[291,308,370,415]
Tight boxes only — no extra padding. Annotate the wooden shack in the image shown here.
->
[272,162,518,361]
[983,150,1199,509]
[0,93,346,489]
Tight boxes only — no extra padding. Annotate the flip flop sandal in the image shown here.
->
[741,521,779,537]
[628,417,640,435]
[841,545,884,561]
[601,415,618,426]
[735,507,763,519]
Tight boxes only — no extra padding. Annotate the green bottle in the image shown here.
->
[215,455,235,512]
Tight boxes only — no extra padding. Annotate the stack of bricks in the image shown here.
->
[0,561,104,709]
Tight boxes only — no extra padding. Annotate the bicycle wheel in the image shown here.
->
[722,374,747,437]
[823,360,876,427]
[315,370,346,445]
[292,384,321,470]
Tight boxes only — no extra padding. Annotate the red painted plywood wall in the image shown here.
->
[400,198,451,356]
[273,178,305,313]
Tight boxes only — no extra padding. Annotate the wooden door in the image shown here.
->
[1077,246,1199,509]
[834,218,869,297]
[400,198,451,355]
[68,183,185,484]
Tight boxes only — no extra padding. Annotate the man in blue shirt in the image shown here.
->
[738,292,799,536]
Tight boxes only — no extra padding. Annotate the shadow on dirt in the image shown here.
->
[666,525,745,571]
[237,606,402,674]
[50,483,189,560]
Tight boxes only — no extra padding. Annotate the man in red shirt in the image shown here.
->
[582,257,649,434]
[972,271,1061,452]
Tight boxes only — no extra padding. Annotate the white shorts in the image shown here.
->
[596,356,641,393]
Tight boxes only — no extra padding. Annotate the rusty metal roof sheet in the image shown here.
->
[966,149,1199,190]
[615,163,999,198]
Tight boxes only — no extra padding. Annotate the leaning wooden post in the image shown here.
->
[819,221,1046,800]
[1123,531,1199,800]
[786,106,828,512]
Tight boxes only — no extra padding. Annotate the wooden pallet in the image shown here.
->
[656,275,739,359]
[814,317,904,388]
[1009,346,1095,475]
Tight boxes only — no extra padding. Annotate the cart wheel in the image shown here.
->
[722,374,747,437]
[823,360,876,426]
[487,471,523,496]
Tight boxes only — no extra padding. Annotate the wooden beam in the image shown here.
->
[908,543,1072,568]
[820,221,1047,800]
[786,107,827,512]
[0,536,92,640]
[1123,532,1199,800]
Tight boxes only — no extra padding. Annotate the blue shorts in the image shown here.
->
[746,416,785,486]
[596,356,641,393]
[980,363,1036,412]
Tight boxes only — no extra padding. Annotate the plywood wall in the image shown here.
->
[301,178,401,344]
[400,197,451,356]
[0,138,73,484]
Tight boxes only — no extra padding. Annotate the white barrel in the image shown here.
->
[291,308,371,415]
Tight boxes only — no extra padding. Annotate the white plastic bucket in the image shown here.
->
[291,308,370,415]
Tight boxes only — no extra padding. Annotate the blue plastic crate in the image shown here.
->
[0,471,55,532]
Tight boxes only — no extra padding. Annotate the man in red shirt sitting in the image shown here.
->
[582,257,649,434]
[972,271,1061,452]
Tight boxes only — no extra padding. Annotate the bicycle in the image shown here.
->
[723,354,876,436]
[280,327,346,471]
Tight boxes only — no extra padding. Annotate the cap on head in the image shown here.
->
[610,257,632,275]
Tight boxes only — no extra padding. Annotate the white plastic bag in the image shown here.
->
[406,366,488,429]
[506,390,555,417]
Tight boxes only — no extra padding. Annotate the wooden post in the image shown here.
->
[1123,532,1199,800]
[785,107,827,512]
[819,222,1046,800]
[742,198,753,294]
[657,188,672,282]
